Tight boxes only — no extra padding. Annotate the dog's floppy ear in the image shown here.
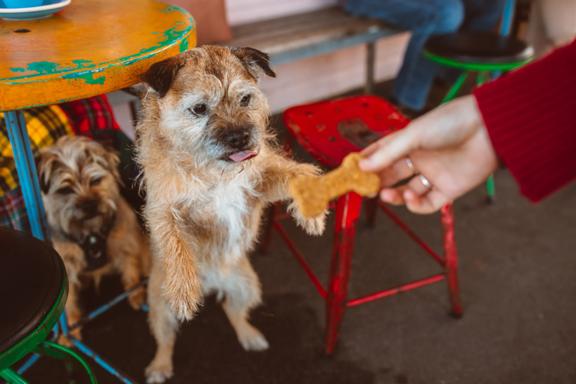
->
[142,55,185,97]
[85,141,121,182]
[36,149,58,194]
[101,148,121,182]
[232,47,276,79]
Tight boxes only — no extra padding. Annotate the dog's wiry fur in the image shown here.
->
[136,46,326,383]
[38,136,150,342]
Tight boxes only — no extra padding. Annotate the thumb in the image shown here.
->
[360,127,418,172]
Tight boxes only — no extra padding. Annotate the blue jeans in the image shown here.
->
[345,0,505,111]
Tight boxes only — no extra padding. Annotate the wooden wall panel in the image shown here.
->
[226,0,338,25]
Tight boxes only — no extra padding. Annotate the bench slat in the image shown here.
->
[232,7,355,37]
[270,28,399,65]
[233,21,384,54]
[229,6,401,64]
[229,7,401,64]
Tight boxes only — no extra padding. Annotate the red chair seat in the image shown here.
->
[283,95,408,167]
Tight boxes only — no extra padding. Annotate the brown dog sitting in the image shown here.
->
[136,46,326,383]
[38,136,150,342]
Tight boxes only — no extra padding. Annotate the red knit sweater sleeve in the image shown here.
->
[473,39,576,202]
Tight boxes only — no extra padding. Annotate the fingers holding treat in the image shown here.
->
[376,157,418,187]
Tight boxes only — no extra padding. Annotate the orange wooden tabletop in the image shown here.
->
[0,0,196,111]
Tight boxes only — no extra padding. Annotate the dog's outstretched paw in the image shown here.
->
[238,324,269,351]
[57,327,82,348]
[128,286,146,310]
[145,361,174,384]
[303,213,327,236]
[288,202,327,236]
[58,334,74,348]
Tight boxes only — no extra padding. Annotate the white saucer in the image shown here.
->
[0,0,71,21]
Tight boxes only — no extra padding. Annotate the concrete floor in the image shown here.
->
[27,157,576,384]
[25,84,576,383]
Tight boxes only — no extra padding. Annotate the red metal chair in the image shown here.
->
[270,95,462,354]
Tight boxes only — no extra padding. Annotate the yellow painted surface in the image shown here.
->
[0,0,196,111]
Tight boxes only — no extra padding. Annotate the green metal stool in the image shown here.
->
[0,228,97,384]
[424,31,534,202]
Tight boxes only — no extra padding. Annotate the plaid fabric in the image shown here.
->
[0,95,124,231]
[59,95,121,147]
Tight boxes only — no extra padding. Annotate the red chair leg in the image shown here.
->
[325,192,363,354]
[364,197,378,228]
[441,204,463,318]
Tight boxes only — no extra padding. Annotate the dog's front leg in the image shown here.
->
[260,154,327,236]
[148,204,203,321]
[145,258,179,383]
[52,241,84,344]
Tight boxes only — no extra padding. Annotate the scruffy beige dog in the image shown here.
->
[137,45,326,383]
[38,136,150,342]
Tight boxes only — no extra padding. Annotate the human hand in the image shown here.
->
[359,95,498,213]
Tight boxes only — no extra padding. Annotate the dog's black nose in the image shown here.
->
[77,199,99,217]
[225,128,251,150]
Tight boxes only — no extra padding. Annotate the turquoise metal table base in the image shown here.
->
[5,110,139,383]
[4,111,48,240]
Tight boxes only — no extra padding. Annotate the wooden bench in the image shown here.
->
[228,6,403,93]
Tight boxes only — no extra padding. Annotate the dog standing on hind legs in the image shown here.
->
[136,45,326,383]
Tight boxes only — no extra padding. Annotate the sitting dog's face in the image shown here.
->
[141,46,276,169]
[38,136,120,268]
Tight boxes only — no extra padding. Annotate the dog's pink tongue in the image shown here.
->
[229,150,257,162]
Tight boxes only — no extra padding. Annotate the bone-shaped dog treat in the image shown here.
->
[289,153,380,218]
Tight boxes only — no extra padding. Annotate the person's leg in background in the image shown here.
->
[527,0,576,57]
[345,0,465,112]
[462,0,506,32]
[434,0,505,85]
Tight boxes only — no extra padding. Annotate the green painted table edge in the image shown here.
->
[0,3,196,111]
[2,8,195,83]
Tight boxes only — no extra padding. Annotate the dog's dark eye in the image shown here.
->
[90,176,103,186]
[190,103,208,116]
[56,186,74,195]
[240,94,252,107]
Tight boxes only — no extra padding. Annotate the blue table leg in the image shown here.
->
[500,0,516,37]
[4,111,48,240]
[5,110,50,375]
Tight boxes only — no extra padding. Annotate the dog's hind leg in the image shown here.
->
[53,241,83,345]
[221,257,269,351]
[146,262,179,384]
[119,250,147,310]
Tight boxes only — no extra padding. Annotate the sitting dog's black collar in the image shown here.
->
[58,213,117,271]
